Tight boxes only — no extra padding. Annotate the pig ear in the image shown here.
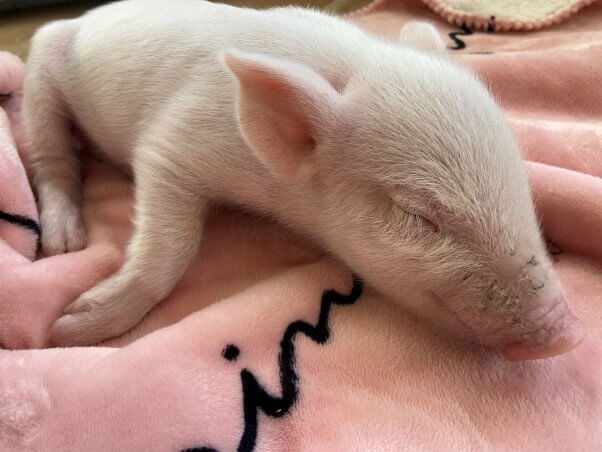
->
[222,49,340,182]
[399,22,446,53]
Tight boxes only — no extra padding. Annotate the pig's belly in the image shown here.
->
[73,115,136,167]
[67,79,150,167]
[66,60,161,166]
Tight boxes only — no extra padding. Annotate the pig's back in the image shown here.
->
[66,0,371,162]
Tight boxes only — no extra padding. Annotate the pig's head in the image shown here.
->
[223,22,584,361]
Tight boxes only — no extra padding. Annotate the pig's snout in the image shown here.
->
[500,295,585,361]
[446,261,585,360]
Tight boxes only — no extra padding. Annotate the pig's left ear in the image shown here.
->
[223,49,340,183]
[399,22,446,53]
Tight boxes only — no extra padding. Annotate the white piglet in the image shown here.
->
[23,0,584,359]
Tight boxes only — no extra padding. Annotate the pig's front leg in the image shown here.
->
[29,127,86,257]
[48,157,206,346]
[23,20,86,255]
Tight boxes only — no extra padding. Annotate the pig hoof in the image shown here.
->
[40,207,86,255]
[48,308,122,347]
[48,313,102,346]
[501,312,586,361]
[48,277,140,346]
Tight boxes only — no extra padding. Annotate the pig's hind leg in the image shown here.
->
[48,145,207,346]
[23,20,86,255]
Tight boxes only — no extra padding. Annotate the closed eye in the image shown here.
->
[388,191,441,234]
[410,212,440,233]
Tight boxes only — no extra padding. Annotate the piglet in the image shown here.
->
[22,0,584,359]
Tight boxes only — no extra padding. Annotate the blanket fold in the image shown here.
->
[0,52,37,262]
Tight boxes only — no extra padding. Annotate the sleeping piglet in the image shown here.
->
[22,0,584,359]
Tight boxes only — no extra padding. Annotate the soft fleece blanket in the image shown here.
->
[1,1,601,450]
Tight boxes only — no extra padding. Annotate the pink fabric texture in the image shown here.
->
[352,0,599,31]
[422,0,598,31]
[0,0,601,448]
[0,52,37,261]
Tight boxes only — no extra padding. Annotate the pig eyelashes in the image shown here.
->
[399,208,440,234]
[412,213,440,233]
[388,192,442,234]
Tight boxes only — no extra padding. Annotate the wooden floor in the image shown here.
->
[0,2,105,59]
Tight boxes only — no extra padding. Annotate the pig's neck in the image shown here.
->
[221,165,329,248]
[256,176,335,251]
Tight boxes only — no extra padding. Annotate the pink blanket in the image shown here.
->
[0,1,601,449]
